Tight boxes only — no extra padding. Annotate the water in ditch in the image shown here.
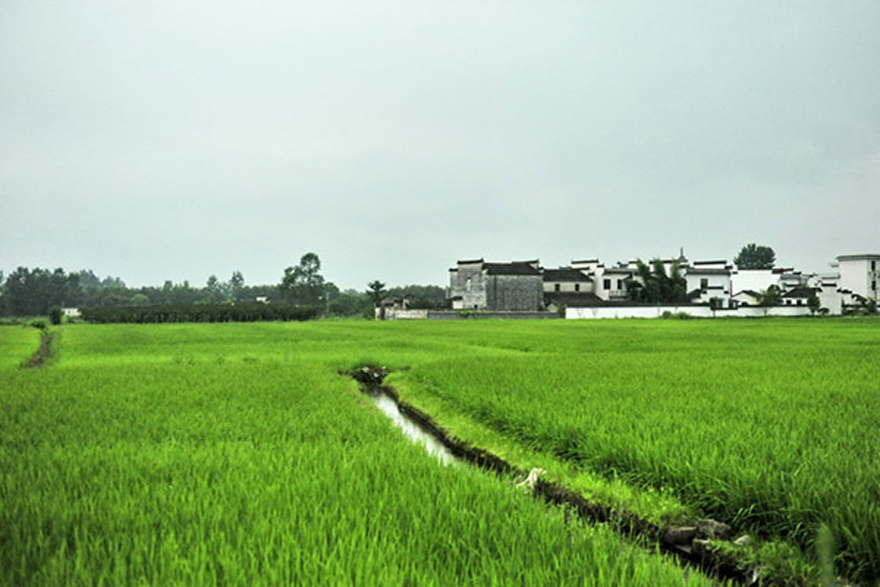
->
[367,391,457,466]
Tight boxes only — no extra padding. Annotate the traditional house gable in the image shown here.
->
[685,261,732,305]
[448,259,543,311]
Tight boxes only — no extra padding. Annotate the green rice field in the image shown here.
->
[2,318,879,584]
[0,325,41,369]
[0,322,717,586]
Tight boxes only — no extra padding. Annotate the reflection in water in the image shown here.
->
[368,392,457,466]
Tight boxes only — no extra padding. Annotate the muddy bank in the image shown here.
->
[22,328,56,369]
[347,366,759,586]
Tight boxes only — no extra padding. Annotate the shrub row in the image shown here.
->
[79,303,319,324]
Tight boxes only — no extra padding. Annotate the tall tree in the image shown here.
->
[279,253,325,305]
[229,271,245,301]
[1,267,82,315]
[204,275,225,304]
[734,243,776,270]
[367,280,387,306]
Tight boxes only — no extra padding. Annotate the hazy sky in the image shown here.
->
[2,1,878,290]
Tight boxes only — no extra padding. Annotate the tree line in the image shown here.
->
[0,253,448,319]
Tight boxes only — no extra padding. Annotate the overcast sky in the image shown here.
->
[2,1,878,290]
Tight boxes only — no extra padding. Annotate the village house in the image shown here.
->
[685,260,732,305]
[447,259,543,311]
[439,251,879,318]
[542,267,602,312]
[836,254,880,306]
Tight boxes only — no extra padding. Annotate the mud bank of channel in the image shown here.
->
[22,328,56,369]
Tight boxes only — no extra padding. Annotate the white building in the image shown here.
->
[570,259,633,301]
[837,254,880,303]
[685,260,732,305]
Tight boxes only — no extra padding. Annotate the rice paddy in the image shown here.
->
[0,323,719,586]
[2,317,878,584]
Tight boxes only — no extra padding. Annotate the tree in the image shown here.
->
[734,244,776,270]
[229,271,245,301]
[279,253,325,306]
[385,284,448,309]
[49,306,63,325]
[709,296,722,318]
[204,275,225,304]
[627,259,688,304]
[367,280,387,307]
[1,267,82,316]
[758,285,782,316]
[329,289,371,317]
[807,294,821,316]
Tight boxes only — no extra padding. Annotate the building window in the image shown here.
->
[603,278,611,290]
[700,278,709,290]
[617,279,625,290]
[873,261,877,271]
[574,283,580,292]
[554,283,561,292]
[873,280,877,292]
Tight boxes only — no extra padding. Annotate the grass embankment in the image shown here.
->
[0,323,715,586]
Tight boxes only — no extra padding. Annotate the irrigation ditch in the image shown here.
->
[346,365,766,586]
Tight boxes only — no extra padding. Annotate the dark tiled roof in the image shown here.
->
[484,262,542,276]
[691,260,729,266]
[687,268,730,275]
[733,290,761,298]
[603,267,635,274]
[457,258,485,265]
[783,287,818,298]
[543,268,591,282]
[544,292,604,307]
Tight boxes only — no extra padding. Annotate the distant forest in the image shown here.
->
[0,254,447,318]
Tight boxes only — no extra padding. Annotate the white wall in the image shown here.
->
[566,305,812,319]
[817,288,842,315]
[839,257,879,301]
[730,270,777,295]
[378,308,430,320]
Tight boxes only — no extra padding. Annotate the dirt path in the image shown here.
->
[23,328,55,368]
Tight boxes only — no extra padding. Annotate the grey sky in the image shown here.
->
[2,1,878,290]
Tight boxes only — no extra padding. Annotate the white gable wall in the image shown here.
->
[730,270,778,297]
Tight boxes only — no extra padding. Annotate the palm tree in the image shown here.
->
[627,259,688,304]
[758,285,782,316]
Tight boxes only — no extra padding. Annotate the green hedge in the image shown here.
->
[80,303,319,324]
